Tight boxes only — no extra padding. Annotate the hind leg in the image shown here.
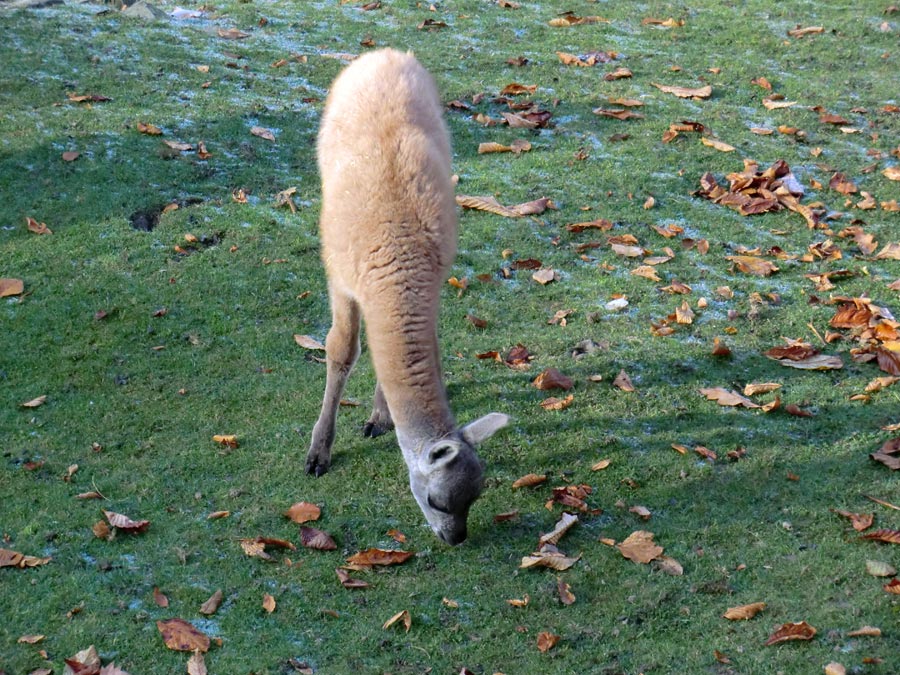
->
[306,289,361,476]
[363,382,394,438]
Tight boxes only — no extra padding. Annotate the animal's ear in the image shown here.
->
[461,412,510,446]
[421,441,461,473]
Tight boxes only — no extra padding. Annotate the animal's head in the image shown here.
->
[409,412,509,545]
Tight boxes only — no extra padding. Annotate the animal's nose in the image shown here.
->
[437,527,467,546]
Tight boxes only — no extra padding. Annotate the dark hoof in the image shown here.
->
[305,457,329,477]
[363,421,386,438]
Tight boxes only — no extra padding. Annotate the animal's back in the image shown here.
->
[317,49,457,298]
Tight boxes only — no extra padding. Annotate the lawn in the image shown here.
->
[1,0,899,673]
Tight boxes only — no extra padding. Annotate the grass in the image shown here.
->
[1,0,899,673]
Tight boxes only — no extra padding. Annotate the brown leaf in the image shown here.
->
[383,609,411,631]
[17,634,45,643]
[549,12,608,26]
[507,594,529,607]
[785,403,814,417]
[862,529,900,544]
[136,121,163,136]
[300,526,337,550]
[217,28,250,39]
[62,151,80,161]
[764,621,817,645]
[512,473,546,489]
[539,512,579,546]
[629,505,652,520]
[64,645,101,675]
[284,501,321,524]
[654,555,684,576]
[557,579,575,605]
[532,368,574,391]
[187,652,207,675]
[787,25,824,37]
[883,166,900,181]
[0,548,51,568]
[592,108,644,120]
[865,560,896,577]
[156,618,210,652]
[847,625,881,637]
[92,520,111,540]
[520,549,582,571]
[617,530,664,563]
[613,370,635,391]
[536,631,560,652]
[345,548,414,568]
[701,137,736,152]
[829,172,858,194]
[651,82,712,98]
[456,194,521,218]
[211,434,239,448]
[723,602,766,620]
[727,255,779,276]
[250,125,276,142]
[262,593,276,613]
[153,587,169,608]
[199,589,223,615]
[540,394,574,411]
[532,268,558,285]
[294,334,325,350]
[744,382,782,396]
[603,67,633,80]
[103,510,150,533]
[336,567,370,589]
[831,509,874,531]
[26,216,52,235]
[700,387,760,409]
[592,459,611,471]
[870,437,900,470]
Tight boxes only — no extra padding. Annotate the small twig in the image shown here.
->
[864,494,900,511]
[806,322,826,346]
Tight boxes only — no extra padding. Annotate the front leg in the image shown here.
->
[306,290,360,476]
[363,381,394,438]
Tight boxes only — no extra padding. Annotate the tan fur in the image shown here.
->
[306,49,508,545]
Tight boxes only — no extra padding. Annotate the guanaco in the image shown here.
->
[306,49,509,545]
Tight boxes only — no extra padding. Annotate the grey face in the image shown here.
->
[405,412,509,545]
[411,436,484,545]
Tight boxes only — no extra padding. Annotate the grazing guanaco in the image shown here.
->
[306,49,509,545]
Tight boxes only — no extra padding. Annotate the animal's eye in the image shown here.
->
[427,495,452,514]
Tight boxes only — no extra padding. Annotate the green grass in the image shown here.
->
[2,0,899,673]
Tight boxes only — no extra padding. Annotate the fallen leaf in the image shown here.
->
[217,28,250,39]
[865,560,897,577]
[520,548,582,571]
[765,621,817,645]
[136,121,163,135]
[91,520,111,540]
[557,579,576,605]
[744,382,782,396]
[507,594,529,607]
[26,216,52,235]
[294,334,325,350]
[831,509,875,531]
[250,125,276,142]
[20,395,47,408]
[701,137,736,152]
[156,618,210,652]
[613,370,635,391]
[336,568,370,589]
[262,593,276,613]
[532,368,573,391]
[512,473,546,489]
[64,645,101,675]
[651,82,712,98]
[847,625,881,637]
[655,555,684,575]
[883,166,900,181]
[549,12,608,27]
[284,501,321,524]
[456,194,521,218]
[300,526,337,550]
[539,513,579,547]
[383,609,411,631]
[206,510,230,519]
[532,268,558,285]
[723,602,766,620]
[212,434,238,448]
[617,530,663,563]
[536,632,560,652]
[187,651,207,675]
[103,510,150,533]
[862,529,900,544]
[700,387,760,408]
[62,151,80,161]
[824,663,847,675]
[592,459,611,471]
[870,437,900,470]
[787,25,824,37]
[345,548,413,568]
[17,634,45,643]
[727,255,779,276]
[153,587,169,608]
[540,394,574,411]
[629,505,652,520]
[199,589,223,615]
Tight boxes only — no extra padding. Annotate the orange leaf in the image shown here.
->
[294,334,325,350]
[613,370,635,391]
[284,501,321,524]
[262,593,276,613]
[455,194,520,218]
[557,579,575,605]
[26,216,52,235]
[726,255,779,276]
[617,530,663,563]
[187,652,207,675]
[723,602,766,620]
[250,126,276,141]
[0,278,25,298]
[700,387,760,409]
[831,509,874,531]
[512,473,546,489]
[199,589,223,615]
[383,609,411,631]
[764,621,817,645]
[336,568,370,589]
[153,587,169,608]
[651,82,712,98]
[540,394,574,411]
[156,618,210,652]
[536,631,561,652]
[103,510,150,533]
[345,548,414,568]
[20,395,47,408]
